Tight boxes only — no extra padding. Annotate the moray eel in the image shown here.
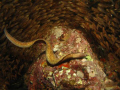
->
[4,28,86,65]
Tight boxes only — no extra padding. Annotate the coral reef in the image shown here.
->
[0,0,119,89]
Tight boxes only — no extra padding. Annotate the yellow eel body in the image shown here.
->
[4,28,86,65]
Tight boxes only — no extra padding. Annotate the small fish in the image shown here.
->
[4,28,86,65]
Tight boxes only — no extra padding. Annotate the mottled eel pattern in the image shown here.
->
[4,28,86,65]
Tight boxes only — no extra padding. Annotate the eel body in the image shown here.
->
[4,28,86,65]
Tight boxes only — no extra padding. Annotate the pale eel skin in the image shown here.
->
[4,28,86,65]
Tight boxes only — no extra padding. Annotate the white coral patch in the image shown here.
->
[77,79,82,84]
[52,26,63,39]
[49,72,53,76]
[77,71,84,78]
[59,70,63,76]
[73,73,76,77]
[89,70,96,77]
[86,67,91,73]
[68,75,71,79]
[62,66,68,69]
[76,37,81,43]
[81,58,87,62]
[66,69,71,75]
[53,45,59,52]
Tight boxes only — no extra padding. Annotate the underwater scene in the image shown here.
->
[0,0,120,90]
